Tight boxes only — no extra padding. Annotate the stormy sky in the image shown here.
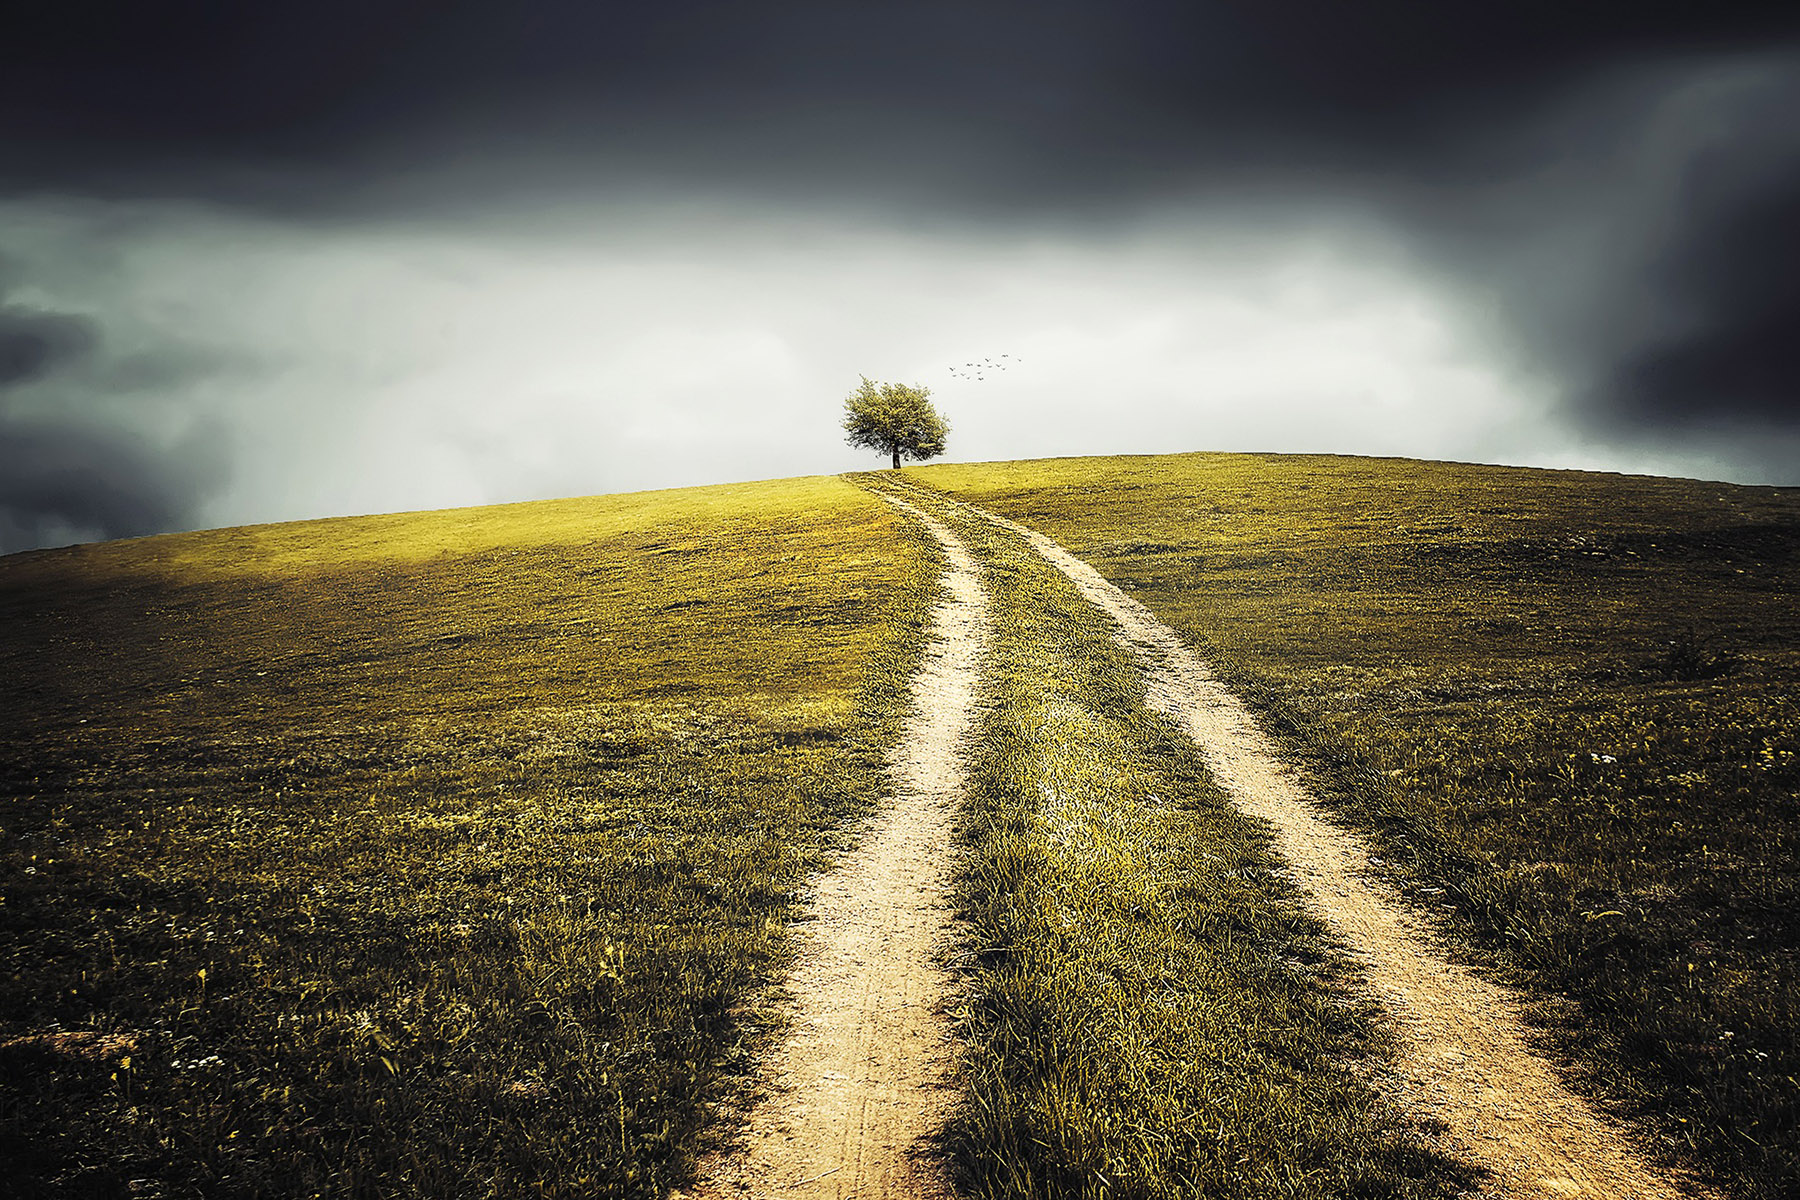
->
[3,2,1797,552]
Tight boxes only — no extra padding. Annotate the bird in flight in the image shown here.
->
[947,353,1022,380]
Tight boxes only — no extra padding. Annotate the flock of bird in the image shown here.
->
[947,353,1020,382]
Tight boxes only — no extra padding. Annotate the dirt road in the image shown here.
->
[680,496,983,1200]
[953,492,1712,1200]
[686,474,1712,1199]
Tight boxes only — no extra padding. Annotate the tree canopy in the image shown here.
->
[841,376,949,469]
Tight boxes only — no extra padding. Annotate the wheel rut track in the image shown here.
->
[679,494,983,1200]
[888,478,1713,1200]
[683,475,1712,1200]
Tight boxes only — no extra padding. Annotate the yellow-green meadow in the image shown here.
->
[0,476,938,1198]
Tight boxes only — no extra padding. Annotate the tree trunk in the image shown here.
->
[891,446,901,469]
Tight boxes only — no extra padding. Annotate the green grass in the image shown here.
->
[912,451,1800,1200]
[858,474,1473,1200]
[12,451,1794,1198]
[0,476,940,1199]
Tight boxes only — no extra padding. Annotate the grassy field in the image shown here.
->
[913,452,1800,1200]
[860,474,1474,1199]
[9,451,1794,1198]
[0,476,939,1199]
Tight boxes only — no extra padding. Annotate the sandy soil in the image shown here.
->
[961,498,1713,1200]
[678,497,984,1200]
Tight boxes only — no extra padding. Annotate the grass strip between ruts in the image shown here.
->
[864,477,1474,1200]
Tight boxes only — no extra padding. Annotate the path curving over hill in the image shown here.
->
[679,495,983,1200]
[938,489,1714,1200]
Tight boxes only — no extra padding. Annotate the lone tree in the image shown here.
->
[841,375,949,469]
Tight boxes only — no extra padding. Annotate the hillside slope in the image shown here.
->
[0,476,938,1198]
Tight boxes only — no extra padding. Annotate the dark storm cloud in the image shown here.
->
[0,273,225,553]
[6,2,1795,199]
[1352,53,1800,449]
[1608,156,1800,428]
[0,304,98,388]
[0,419,226,550]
